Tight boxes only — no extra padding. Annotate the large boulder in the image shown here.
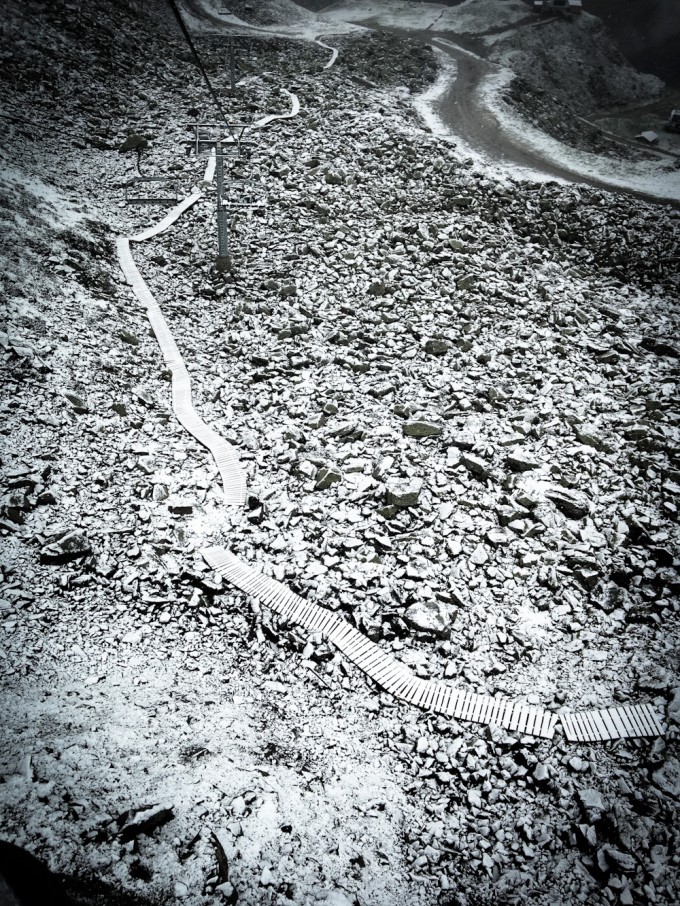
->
[404,599,451,638]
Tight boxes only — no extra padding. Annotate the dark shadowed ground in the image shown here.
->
[585,0,680,88]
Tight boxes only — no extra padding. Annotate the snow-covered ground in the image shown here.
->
[415,51,680,201]
[321,0,530,34]
[182,0,362,39]
[1,2,679,906]
[481,67,680,202]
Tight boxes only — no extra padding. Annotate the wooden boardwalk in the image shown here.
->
[114,90,665,745]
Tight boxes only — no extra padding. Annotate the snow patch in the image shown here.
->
[1,160,84,228]
[481,67,680,201]
[322,0,530,34]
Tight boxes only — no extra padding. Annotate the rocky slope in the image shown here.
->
[485,11,667,153]
[0,2,679,906]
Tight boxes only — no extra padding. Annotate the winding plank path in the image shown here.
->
[116,237,247,506]
[314,37,339,69]
[114,66,665,745]
[202,546,664,743]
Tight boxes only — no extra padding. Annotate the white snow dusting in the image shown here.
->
[322,0,530,33]
[480,66,680,201]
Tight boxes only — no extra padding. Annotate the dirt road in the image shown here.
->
[177,0,679,205]
[423,35,680,207]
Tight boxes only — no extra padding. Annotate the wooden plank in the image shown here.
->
[499,700,515,730]
[371,659,403,688]
[296,602,320,628]
[641,703,664,736]
[506,702,520,733]
[497,699,513,727]
[460,692,475,723]
[351,641,381,671]
[357,646,389,676]
[486,698,503,727]
[436,686,452,716]
[328,621,357,649]
[531,708,547,738]
[523,707,539,737]
[597,707,618,741]
[264,582,292,615]
[381,666,409,695]
[364,647,394,679]
[542,713,557,739]
[409,680,426,708]
[398,678,420,705]
[623,705,648,738]
[391,676,413,700]
[341,629,366,658]
[315,611,342,637]
[466,692,482,725]
[573,711,593,742]
[475,695,490,725]
[428,684,443,714]
[351,636,379,659]
[539,710,555,739]
[635,704,658,737]
[292,598,314,623]
[572,713,588,741]
[451,691,467,721]
[116,241,246,507]
[560,712,577,742]
[416,680,434,708]
[428,683,444,711]
[616,706,641,738]
[418,683,435,712]
[410,680,430,709]
[274,590,299,619]
[482,696,498,727]
[233,566,260,596]
[251,575,270,598]
[384,669,411,696]
[359,644,391,675]
[434,684,450,715]
[574,712,592,742]
[588,709,611,742]
[514,703,529,733]
[470,693,485,723]
[223,559,247,585]
[580,710,601,742]
[443,689,459,718]
[605,706,628,739]
[285,596,308,624]
[528,708,543,737]
[629,705,651,737]
[565,712,583,741]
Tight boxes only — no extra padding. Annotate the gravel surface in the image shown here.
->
[1,2,679,905]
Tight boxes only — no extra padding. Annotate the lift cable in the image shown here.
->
[165,0,236,140]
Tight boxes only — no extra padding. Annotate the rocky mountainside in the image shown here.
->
[487,13,665,115]
[586,0,680,89]
[0,2,679,906]
[483,10,668,155]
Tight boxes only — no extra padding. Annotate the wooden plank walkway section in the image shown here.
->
[113,86,665,746]
[314,38,339,69]
[202,545,665,743]
[252,90,299,129]
[116,238,246,506]
[129,189,202,242]
[203,148,216,183]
